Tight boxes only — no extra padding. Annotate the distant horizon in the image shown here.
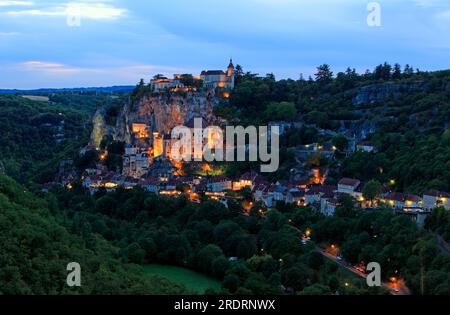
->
[1,63,449,91]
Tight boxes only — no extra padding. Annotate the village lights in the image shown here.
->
[99,153,107,161]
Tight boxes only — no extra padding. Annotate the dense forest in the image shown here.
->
[48,183,450,295]
[0,175,189,294]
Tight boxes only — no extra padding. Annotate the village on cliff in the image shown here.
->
[51,60,450,227]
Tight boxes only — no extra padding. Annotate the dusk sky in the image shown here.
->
[1,0,449,89]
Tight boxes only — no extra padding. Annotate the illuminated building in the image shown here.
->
[200,59,235,90]
[153,132,164,158]
[132,123,149,139]
[423,190,450,210]
[149,60,235,93]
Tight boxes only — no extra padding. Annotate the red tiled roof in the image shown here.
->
[387,193,421,203]
[387,192,405,202]
[405,194,421,203]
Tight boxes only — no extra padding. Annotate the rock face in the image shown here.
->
[353,82,426,106]
[90,91,219,147]
[90,107,117,148]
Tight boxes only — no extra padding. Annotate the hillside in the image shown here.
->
[218,64,450,193]
[0,94,126,186]
[0,174,190,294]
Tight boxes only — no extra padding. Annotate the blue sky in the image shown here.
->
[0,0,449,89]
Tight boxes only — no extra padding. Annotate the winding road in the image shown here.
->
[317,248,411,295]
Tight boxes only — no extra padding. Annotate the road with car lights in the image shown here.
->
[317,247,411,295]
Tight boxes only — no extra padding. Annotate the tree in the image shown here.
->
[362,180,382,205]
[264,102,297,122]
[315,64,333,84]
[197,245,225,275]
[234,64,244,85]
[392,63,402,80]
[332,134,349,152]
[404,64,414,77]
[374,62,392,80]
[179,74,194,86]
[306,153,328,170]
[299,284,332,295]
[307,251,324,269]
[223,274,240,293]
[305,111,330,128]
[125,243,145,264]
[341,238,363,264]
[282,264,311,291]
[212,256,229,278]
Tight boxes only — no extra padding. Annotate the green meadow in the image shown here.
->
[143,264,222,294]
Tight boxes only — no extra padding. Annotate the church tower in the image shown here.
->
[226,58,235,89]
[226,58,234,77]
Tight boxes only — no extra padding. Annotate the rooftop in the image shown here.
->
[338,178,361,187]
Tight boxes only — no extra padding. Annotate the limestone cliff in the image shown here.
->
[352,81,426,106]
[90,91,219,147]
[90,107,117,148]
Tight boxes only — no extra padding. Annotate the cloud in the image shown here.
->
[0,1,33,6]
[18,60,189,79]
[0,31,20,36]
[21,61,80,73]
[4,2,126,20]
